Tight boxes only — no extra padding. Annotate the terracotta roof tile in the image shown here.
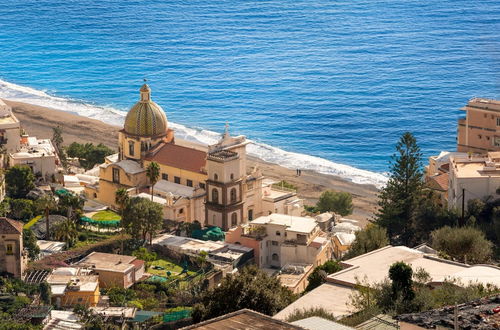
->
[0,217,24,234]
[145,143,207,174]
[426,172,449,191]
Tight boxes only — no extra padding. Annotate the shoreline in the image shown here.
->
[3,99,379,225]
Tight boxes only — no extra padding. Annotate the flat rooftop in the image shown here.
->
[328,246,500,287]
[152,234,225,254]
[251,214,317,234]
[75,252,137,273]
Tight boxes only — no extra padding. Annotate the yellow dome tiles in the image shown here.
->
[123,84,168,137]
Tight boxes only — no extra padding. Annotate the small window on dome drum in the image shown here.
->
[128,141,134,156]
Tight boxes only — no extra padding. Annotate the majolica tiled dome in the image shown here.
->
[123,84,168,137]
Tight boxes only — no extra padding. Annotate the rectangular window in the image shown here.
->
[174,176,181,184]
[199,183,206,189]
[494,136,500,147]
[128,141,134,156]
[497,118,500,126]
[162,173,168,180]
[6,244,13,255]
[112,168,120,183]
[186,179,193,187]
[272,241,278,246]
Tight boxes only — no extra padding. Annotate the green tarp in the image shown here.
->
[80,216,120,227]
[163,310,191,322]
[192,226,225,241]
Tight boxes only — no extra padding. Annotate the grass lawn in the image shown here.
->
[91,210,121,221]
[24,215,43,229]
[148,259,197,278]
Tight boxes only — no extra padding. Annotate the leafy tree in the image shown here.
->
[8,199,34,221]
[430,226,493,264]
[39,282,51,305]
[57,193,84,220]
[107,287,137,307]
[114,188,129,215]
[132,247,157,270]
[411,190,459,243]
[146,162,160,201]
[375,132,423,244]
[343,225,389,259]
[389,262,415,304]
[0,198,11,217]
[35,194,57,240]
[5,165,35,198]
[66,142,114,170]
[316,190,353,216]
[192,266,296,323]
[121,197,163,245]
[23,229,40,260]
[305,260,342,292]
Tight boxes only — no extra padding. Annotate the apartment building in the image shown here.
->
[448,152,500,211]
[226,213,333,269]
[457,98,500,153]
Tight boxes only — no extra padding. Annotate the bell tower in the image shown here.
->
[205,125,248,231]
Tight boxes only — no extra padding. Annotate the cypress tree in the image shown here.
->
[375,132,423,244]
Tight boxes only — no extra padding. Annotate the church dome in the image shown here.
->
[123,84,168,137]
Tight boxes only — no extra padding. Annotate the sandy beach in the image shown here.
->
[3,99,379,225]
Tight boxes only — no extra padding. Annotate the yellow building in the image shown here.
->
[47,267,100,308]
[85,84,303,229]
[0,217,27,278]
[85,84,207,210]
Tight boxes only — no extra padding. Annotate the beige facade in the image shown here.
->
[74,252,145,288]
[457,98,500,153]
[86,85,303,227]
[0,217,26,278]
[0,99,21,155]
[226,214,333,269]
[47,268,100,308]
[448,152,500,211]
[9,136,59,178]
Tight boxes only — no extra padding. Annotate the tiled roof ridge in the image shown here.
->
[0,217,23,234]
[179,308,303,329]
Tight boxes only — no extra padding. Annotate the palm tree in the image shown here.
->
[146,162,160,201]
[115,188,129,215]
[115,187,130,254]
[54,218,78,248]
[35,194,57,240]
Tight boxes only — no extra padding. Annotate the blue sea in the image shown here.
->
[1,0,499,187]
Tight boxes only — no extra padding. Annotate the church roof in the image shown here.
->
[145,142,207,174]
[101,160,145,175]
[0,217,23,234]
[123,84,168,137]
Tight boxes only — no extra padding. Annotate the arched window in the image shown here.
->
[230,188,237,203]
[212,188,219,203]
[275,231,281,236]
[231,213,237,226]
[214,173,218,181]
[230,173,234,180]
[128,141,134,156]
[272,253,279,261]
[178,208,184,214]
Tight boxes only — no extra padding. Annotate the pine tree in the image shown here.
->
[375,132,423,244]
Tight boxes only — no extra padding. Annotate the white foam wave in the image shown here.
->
[0,79,387,188]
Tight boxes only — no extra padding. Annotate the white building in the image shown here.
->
[0,99,21,155]
[448,152,500,211]
[10,135,59,178]
[226,213,333,269]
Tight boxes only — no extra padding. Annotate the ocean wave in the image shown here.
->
[0,79,387,188]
